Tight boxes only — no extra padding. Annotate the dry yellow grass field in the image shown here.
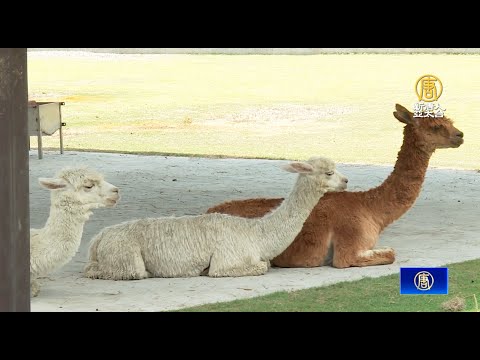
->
[28,52,480,169]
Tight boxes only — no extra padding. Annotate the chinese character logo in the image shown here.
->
[415,75,443,102]
[400,267,448,295]
[413,102,446,118]
[413,75,446,118]
[414,271,434,291]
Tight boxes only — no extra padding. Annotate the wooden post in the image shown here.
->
[0,48,30,312]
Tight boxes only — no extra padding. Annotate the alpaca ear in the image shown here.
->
[38,177,67,190]
[393,103,419,126]
[282,162,314,174]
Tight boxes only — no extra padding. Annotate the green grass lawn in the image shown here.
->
[28,53,480,169]
[176,259,480,312]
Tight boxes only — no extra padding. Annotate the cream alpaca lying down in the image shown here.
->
[84,157,348,279]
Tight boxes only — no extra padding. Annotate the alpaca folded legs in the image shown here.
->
[84,244,149,280]
[351,248,395,267]
[333,247,395,268]
[208,260,269,277]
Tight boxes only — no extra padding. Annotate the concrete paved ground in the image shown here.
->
[29,151,480,311]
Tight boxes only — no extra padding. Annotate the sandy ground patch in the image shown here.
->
[29,151,479,312]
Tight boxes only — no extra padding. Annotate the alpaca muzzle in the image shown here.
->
[105,193,120,207]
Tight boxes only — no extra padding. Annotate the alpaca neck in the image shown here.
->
[41,196,92,247]
[368,125,434,229]
[257,176,326,260]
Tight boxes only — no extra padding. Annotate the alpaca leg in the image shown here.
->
[85,243,149,280]
[350,248,396,267]
[334,247,395,268]
[31,279,40,297]
[209,261,269,277]
[332,223,395,268]
[123,250,150,280]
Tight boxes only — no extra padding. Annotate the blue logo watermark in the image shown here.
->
[400,267,448,295]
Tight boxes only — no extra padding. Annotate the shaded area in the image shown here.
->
[29,151,479,312]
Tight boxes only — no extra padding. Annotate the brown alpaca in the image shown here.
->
[207,104,465,268]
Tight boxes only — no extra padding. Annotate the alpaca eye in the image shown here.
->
[84,185,94,189]
[433,125,442,131]
[326,171,334,176]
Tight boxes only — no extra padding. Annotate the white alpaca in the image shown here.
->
[84,157,348,280]
[30,166,120,297]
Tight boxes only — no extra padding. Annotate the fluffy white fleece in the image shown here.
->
[30,166,119,297]
[84,157,347,279]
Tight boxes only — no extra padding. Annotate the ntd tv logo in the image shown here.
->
[400,267,448,295]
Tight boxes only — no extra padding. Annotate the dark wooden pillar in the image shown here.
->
[0,48,30,312]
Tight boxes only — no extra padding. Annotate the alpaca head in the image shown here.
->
[283,157,348,192]
[38,166,120,210]
[393,103,464,151]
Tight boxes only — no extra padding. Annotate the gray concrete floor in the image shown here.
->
[29,151,480,311]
